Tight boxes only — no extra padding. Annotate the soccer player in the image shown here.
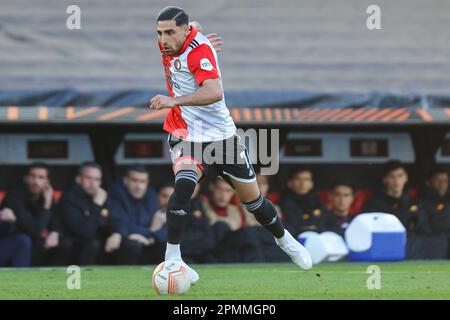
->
[150,6,312,283]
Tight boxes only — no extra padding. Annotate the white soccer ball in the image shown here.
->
[152,260,191,295]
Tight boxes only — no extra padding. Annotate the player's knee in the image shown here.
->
[170,170,198,204]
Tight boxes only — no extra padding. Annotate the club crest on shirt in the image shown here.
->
[193,210,202,219]
[101,208,109,218]
[174,59,181,70]
[200,58,213,71]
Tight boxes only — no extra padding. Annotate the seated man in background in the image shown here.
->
[181,183,216,264]
[322,182,355,237]
[363,160,430,259]
[2,163,68,266]
[279,168,329,238]
[108,165,162,264]
[0,208,31,267]
[58,162,126,265]
[202,178,264,263]
[421,166,450,259]
[135,183,171,264]
[241,173,289,262]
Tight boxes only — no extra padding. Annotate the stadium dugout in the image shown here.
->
[1,0,450,196]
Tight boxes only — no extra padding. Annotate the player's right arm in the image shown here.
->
[150,78,222,109]
[150,44,223,109]
[173,78,223,106]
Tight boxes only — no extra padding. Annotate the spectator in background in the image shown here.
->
[138,183,171,264]
[108,165,162,264]
[363,160,430,259]
[322,182,354,237]
[181,183,217,263]
[2,163,68,266]
[421,166,450,259]
[242,173,289,262]
[0,208,31,267]
[203,178,264,263]
[279,168,328,238]
[58,162,126,265]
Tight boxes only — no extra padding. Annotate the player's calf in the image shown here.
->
[166,169,198,249]
[242,194,285,238]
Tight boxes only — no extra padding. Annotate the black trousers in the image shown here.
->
[406,234,448,260]
[65,236,166,266]
[114,238,165,265]
[31,236,73,266]
[65,237,104,265]
[212,222,265,263]
[252,227,290,262]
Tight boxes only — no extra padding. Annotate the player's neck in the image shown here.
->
[175,27,198,56]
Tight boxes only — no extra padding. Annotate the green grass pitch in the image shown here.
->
[0,261,449,300]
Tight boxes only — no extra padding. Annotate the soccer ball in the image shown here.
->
[152,260,191,295]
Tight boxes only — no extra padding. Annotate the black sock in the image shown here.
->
[166,170,198,244]
[242,195,285,238]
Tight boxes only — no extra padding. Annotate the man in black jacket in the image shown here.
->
[279,168,329,238]
[181,183,216,263]
[363,160,430,259]
[323,182,355,237]
[58,162,126,265]
[108,165,164,264]
[420,166,450,259]
[2,163,69,266]
[0,208,31,267]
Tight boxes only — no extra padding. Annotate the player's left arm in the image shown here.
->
[190,21,223,52]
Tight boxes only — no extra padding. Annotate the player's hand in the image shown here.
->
[42,182,54,210]
[205,33,223,52]
[44,231,59,249]
[93,188,107,206]
[149,95,176,110]
[0,208,16,223]
[149,210,167,232]
[105,233,122,252]
[128,233,152,246]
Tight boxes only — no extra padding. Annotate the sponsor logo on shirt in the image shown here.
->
[200,58,213,71]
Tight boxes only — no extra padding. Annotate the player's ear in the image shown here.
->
[184,23,191,34]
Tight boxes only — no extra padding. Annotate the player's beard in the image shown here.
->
[162,42,182,56]
[162,47,172,55]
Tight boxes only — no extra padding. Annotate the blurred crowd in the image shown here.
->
[1,160,449,267]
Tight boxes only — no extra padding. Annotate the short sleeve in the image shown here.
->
[187,44,220,86]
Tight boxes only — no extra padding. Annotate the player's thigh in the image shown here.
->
[217,134,260,202]
[169,135,205,180]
